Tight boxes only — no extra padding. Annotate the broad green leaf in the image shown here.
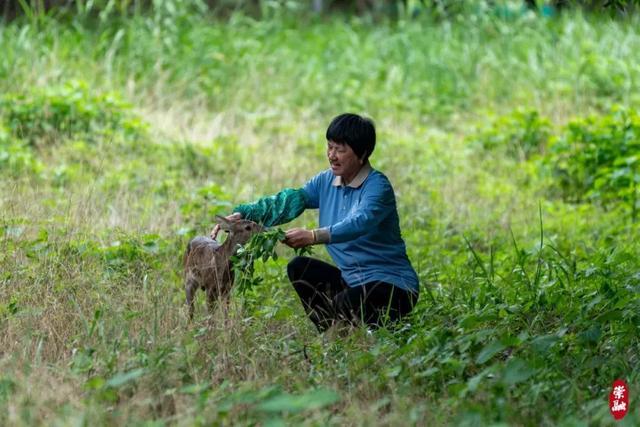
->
[476,340,506,364]
[530,335,560,353]
[466,372,487,392]
[579,325,601,344]
[105,368,145,388]
[501,358,535,386]
[257,388,339,413]
[84,376,105,390]
[595,310,623,323]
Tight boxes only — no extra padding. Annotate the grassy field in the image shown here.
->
[1,5,640,425]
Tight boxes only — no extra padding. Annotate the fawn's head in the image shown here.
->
[215,215,264,246]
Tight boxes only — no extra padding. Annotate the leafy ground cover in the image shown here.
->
[1,6,640,426]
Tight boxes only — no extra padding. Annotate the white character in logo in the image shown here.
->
[613,385,625,400]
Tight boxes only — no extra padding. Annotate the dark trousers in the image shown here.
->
[287,256,418,332]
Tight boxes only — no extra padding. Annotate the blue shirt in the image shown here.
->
[302,166,419,293]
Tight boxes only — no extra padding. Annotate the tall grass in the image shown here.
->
[1,7,640,426]
[3,10,640,123]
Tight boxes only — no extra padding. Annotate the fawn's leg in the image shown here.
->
[219,291,232,327]
[185,277,197,320]
[206,287,218,316]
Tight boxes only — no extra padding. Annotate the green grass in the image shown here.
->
[1,6,640,426]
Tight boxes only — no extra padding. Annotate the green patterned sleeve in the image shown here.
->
[232,188,308,227]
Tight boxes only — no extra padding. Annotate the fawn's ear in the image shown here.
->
[215,215,233,231]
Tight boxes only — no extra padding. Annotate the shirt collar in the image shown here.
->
[332,162,372,188]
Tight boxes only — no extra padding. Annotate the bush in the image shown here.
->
[0,80,147,146]
[471,109,551,161]
[179,183,234,231]
[0,124,43,177]
[548,106,640,221]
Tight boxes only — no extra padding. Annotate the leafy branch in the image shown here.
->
[232,228,314,294]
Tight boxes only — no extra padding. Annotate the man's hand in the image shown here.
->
[283,228,315,249]
[210,212,242,240]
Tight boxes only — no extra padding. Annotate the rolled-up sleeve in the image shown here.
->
[328,177,394,244]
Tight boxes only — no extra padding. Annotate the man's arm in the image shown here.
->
[232,187,308,227]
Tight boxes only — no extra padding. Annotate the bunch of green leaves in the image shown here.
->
[548,106,640,221]
[232,228,313,294]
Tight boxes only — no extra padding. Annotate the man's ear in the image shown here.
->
[360,152,368,165]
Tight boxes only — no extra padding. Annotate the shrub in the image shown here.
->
[179,183,234,231]
[549,106,640,222]
[0,80,147,146]
[0,123,43,177]
[471,109,551,161]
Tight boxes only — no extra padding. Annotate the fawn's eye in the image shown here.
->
[245,225,251,231]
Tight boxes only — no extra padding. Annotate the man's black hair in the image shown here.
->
[326,113,376,162]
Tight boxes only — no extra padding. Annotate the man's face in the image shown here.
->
[327,140,361,179]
